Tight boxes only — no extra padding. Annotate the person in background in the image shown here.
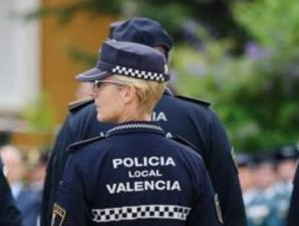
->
[28,152,47,193]
[41,17,246,226]
[273,145,298,226]
[245,152,279,226]
[236,153,255,205]
[0,145,41,226]
[274,145,298,191]
[0,154,23,226]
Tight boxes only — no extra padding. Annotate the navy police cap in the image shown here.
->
[236,153,253,167]
[275,145,299,161]
[109,17,173,57]
[76,40,170,82]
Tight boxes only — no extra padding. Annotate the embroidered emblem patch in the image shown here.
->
[51,203,66,226]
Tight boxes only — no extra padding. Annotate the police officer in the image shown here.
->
[41,17,246,226]
[0,155,23,226]
[236,153,254,195]
[245,153,280,226]
[273,145,298,226]
[52,40,222,226]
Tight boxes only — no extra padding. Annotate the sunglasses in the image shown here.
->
[92,80,128,89]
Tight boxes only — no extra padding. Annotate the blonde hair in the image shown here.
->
[111,75,167,115]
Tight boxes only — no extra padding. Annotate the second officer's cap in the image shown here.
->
[109,17,173,58]
[76,40,170,82]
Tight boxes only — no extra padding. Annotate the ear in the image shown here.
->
[118,85,136,104]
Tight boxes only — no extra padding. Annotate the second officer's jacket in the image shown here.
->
[52,122,222,226]
[42,91,245,226]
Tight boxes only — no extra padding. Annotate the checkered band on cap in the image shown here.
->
[91,204,191,223]
[112,65,167,82]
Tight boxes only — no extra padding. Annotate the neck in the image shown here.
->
[118,112,151,123]
[117,99,152,123]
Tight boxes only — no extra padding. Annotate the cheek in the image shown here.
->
[96,88,123,122]
[109,92,124,115]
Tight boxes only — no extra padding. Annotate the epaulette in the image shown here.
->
[175,95,210,107]
[171,135,198,151]
[68,97,94,113]
[67,135,106,152]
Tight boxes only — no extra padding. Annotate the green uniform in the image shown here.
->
[246,188,280,226]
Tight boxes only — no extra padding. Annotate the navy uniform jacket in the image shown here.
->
[52,122,222,226]
[41,91,246,226]
[286,165,299,226]
[0,157,23,226]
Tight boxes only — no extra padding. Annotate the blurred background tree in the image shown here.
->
[26,0,249,49]
[28,0,299,152]
[176,0,299,152]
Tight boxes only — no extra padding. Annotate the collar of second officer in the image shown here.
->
[106,121,165,137]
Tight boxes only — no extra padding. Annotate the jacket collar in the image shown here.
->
[106,121,165,137]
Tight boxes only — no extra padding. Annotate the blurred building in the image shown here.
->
[0,0,115,148]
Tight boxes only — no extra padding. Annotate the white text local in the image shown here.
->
[112,156,176,169]
[128,169,162,178]
[106,180,181,194]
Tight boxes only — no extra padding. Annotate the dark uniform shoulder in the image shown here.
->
[67,135,105,152]
[171,135,198,152]
[68,97,94,113]
[175,95,211,107]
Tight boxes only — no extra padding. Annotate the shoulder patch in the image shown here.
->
[68,97,94,113]
[52,203,66,226]
[171,135,198,151]
[175,95,210,107]
[67,135,106,152]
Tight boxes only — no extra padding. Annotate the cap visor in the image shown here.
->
[76,67,110,82]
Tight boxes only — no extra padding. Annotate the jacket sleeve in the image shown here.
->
[207,112,247,226]
[52,155,89,226]
[0,159,23,226]
[188,160,223,226]
[286,165,299,226]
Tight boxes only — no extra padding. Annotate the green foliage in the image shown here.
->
[25,0,121,23]
[66,45,97,67]
[173,0,299,152]
[234,0,299,52]
[23,94,56,133]
[122,1,192,34]
[26,0,248,45]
